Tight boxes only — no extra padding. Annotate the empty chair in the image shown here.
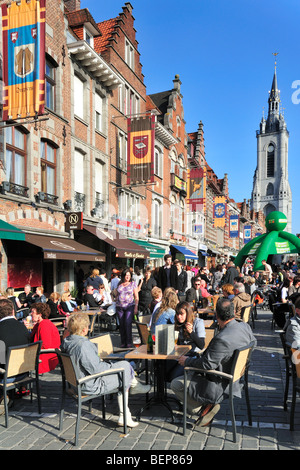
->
[0,341,42,428]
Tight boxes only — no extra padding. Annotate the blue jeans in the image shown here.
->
[116,304,135,347]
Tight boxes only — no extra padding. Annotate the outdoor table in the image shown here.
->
[125,344,191,422]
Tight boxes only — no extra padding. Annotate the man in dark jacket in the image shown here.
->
[0,298,30,410]
[222,261,239,286]
[185,276,203,305]
[83,285,101,308]
[174,259,187,301]
[171,297,256,426]
[157,254,178,293]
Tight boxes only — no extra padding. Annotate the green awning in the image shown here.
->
[0,220,25,241]
[129,238,166,259]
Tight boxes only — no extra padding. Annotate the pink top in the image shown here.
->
[116,281,137,308]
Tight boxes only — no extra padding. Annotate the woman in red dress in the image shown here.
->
[29,302,61,374]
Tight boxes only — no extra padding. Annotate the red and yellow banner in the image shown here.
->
[127,115,155,185]
[187,167,206,211]
[1,0,46,121]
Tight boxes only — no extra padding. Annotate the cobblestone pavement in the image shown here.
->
[1,308,300,451]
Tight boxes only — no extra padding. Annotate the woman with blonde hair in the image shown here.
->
[84,268,103,293]
[150,287,178,334]
[60,291,77,313]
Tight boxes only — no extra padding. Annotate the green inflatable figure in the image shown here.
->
[234,211,300,271]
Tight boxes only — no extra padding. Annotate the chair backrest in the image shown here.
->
[231,341,255,383]
[6,341,42,378]
[90,334,113,357]
[136,322,149,344]
[138,314,151,325]
[204,328,215,350]
[58,352,78,388]
[49,317,65,328]
[241,304,252,323]
[212,295,219,310]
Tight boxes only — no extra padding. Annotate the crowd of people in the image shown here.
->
[0,255,299,429]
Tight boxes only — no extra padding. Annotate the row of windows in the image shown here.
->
[4,127,105,206]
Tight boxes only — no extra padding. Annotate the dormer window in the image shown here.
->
[84,27,94,48]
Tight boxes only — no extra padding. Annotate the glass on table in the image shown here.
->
[133,336,141,348]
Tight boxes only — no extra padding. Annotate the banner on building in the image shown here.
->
[213,196,226,228]
[187,167,206,211]
[127,115,155,185]
[229,214,239,238]
[1,0,46,121]
[244,225,252,244]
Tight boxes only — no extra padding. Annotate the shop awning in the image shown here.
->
[129,238,166,259]
[0,220,25,241]
[83,225,150,259]
[170,244,198,260]
[199,250,209,256]
[25,233,106,262]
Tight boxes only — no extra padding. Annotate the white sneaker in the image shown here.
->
[130,381,151,395]
[118,414,139,428]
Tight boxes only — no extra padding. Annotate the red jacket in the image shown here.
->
[31,319,61,374]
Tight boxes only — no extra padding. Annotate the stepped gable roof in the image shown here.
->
[94,18,119,54]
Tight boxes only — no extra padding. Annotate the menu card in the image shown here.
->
[155,324,175,355]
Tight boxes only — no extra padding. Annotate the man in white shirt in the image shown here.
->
[262,259,273,282]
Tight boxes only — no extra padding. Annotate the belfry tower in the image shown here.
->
[251,58,292,233]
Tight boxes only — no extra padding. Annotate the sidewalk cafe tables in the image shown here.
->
[125,344,191,422]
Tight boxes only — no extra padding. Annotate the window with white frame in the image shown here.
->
[95,92,103,133]
[84,28,94,48]
[74,150,84,194]
[45,56,57,112]
[74,75,85,120]
[125,39,134,70]
[154,146,163,178]
[118,132,127,170]
[118,191,140,233]
[170,195,176,233]
[153,199,162,237]
[5,126,27,188]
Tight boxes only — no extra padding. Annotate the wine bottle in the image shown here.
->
[147,329,153,353]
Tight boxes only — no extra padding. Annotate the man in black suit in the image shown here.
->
[83,285,101,308]
[185,276,203,304]
[0,298,30,408]
[157,254,178,293]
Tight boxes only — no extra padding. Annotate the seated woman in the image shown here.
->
[221,283,235,300]
[60,291,78,314]
[29,302,61,374]
[47,292,61,318]
[166,301,206,381]
[150,287,178,335]
[61,313,150,427]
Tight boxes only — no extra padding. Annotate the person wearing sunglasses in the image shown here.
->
[185,276,203,306]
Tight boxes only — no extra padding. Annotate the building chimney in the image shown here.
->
[64,0,81,12]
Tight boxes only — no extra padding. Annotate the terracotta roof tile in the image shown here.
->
[94,18,118,54]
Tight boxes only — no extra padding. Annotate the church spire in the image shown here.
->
[266,53,281,132]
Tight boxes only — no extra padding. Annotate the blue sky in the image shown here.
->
[82,0,300,235]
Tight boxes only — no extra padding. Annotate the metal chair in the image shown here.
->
[240,304,255,329]
[0,341,42,428]
[57,350,127,446]
[288,347,300,431]
[276,330,292,411]
[183,341,255,442]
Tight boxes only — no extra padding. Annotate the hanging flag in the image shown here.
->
[229,214,239,238]
[187,167,206,211]
[1,0,46,121]
[127,115,155,185]
[244,225,252,244]
[213,196,226,227]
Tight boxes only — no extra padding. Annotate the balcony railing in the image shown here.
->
[74,191,86,212]
[92,195,104,218]
[1,181,29,198]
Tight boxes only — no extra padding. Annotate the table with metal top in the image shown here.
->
[125,344,191,422]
